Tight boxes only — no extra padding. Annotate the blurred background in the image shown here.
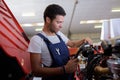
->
[4,0,120,43]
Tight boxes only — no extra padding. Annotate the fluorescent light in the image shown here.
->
[36,23,44,26]
[22,12,35,16]
[111,8,120,12]
[94,25,102,28]
[87,20,96,23]
[111,9,120,12]
[80,21,86,24]
[35,28,43,31]
[21,23,33,27]
[80,20,104,24]
[21,22,44,27]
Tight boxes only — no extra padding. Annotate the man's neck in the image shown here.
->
[42,28,55,36]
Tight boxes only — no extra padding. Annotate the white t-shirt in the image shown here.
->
[28,31,69,66]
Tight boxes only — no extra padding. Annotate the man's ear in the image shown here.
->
[46,17,51,23]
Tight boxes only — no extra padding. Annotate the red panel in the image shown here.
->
[69,48,78,56]
[0,0,31,75]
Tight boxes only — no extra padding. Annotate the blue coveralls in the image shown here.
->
[37,33,74,80]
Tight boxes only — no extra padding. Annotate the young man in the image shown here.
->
[28,4,92,80]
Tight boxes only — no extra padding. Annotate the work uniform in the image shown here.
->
[28,31,73,80]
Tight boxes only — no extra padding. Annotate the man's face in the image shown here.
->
[49,15,64,33]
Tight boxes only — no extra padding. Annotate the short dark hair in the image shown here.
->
[44,4,66,22]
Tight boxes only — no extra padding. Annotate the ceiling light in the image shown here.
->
[80,20,89,24]
[21,22,44,27]
[111,8,120,12]
[80,20,108,24]
[21,23,33,27]
[94,25,102,28]
[87,20,96,23]
[36,23,44,26]
[80,20,104,24]
[22,12,35,16]
[35,28,43,31]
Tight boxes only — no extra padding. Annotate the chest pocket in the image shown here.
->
[37,33,70,67]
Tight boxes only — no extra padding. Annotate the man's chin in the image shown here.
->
[54,30,59,33]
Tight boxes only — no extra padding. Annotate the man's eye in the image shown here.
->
[57,22,59,23]
[57,21,62,24]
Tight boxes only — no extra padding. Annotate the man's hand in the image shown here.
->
[64,58,79,73]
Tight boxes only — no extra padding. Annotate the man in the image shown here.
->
[28,4,92,80]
